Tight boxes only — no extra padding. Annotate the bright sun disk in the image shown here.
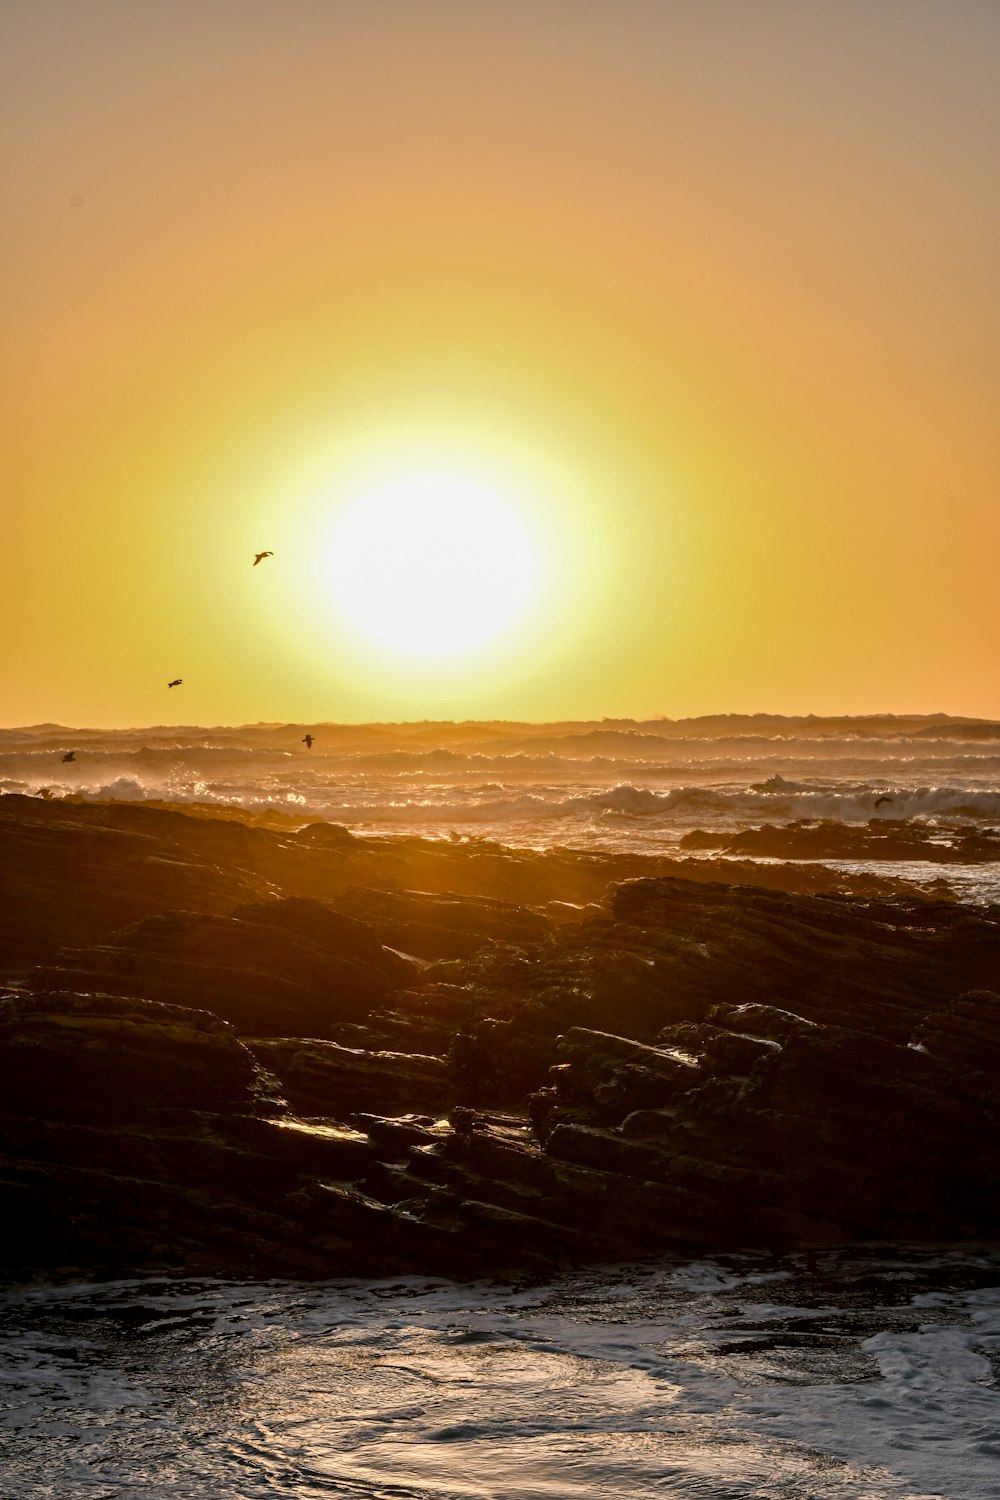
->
[323,467,541,659]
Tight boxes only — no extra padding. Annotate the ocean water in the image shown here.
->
[4,719,1000,900]
[3,1252,999,1500]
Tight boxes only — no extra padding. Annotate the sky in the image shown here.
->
[2,0,998,727]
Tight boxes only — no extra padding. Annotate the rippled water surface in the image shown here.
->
[3,1252,999,1499]
[5,723,1000,901]
[4,725,1000,864]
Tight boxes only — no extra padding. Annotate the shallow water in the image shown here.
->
[3,1251,999,1499]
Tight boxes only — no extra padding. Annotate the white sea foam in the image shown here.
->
[2,725,999,896]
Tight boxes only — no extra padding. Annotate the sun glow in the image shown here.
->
[231,408,621,715]
[323,466,540,659]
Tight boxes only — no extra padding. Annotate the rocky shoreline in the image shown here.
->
[2,793,999,1281]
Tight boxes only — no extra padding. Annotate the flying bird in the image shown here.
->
[874,794,893,809]
[302,734,314,749]
[61,750,76,763]
[253,551,273,566]
[167,678,183,688]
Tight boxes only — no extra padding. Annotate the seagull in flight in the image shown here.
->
[253,551,274,567]
[302,733,314,749]
[167,678,183,688]
[62,750,76,763]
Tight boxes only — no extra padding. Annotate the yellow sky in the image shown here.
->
[3,0,998,726]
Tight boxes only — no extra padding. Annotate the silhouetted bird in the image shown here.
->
[874,794,893,809]
[61,750,76,763]
[253,551,273,566]
[167,678,183,688]
[302,734,314,749]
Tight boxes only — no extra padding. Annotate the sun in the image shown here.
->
[241,416,617,706]
[322,465,541,659]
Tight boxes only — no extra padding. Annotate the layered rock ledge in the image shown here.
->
[2,795,999,1281]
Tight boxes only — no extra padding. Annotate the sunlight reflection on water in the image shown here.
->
[3,1254,999,1499]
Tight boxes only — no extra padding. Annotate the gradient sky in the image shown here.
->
[3,0,998,727]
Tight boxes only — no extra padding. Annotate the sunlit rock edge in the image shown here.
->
[2,792,999,1281]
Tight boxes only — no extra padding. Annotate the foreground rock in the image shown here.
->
[328,885,554,959]
[524,1002,1000,1247]
[443,876,1000,1101]
[3,796,1000,1281]
[1,793,931,977]
[247,1036,450,1117]
[0,796,267,968]
[29,898,418,1038]
[0,990,476,1280]
[4,976,999,1279]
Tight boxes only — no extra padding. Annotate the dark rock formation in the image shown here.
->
[329,885,555,960]
[0,989,476,1280]
[2,793,926,978]
[524,993,1000,1247]
[0,988,275,1118]
[28,901,410,1038]
[248,1036,450,1117]
[3,796,1000,1283]
[680,818,1000,864]
[0,795,267,968]
[423,876,1000,1113]
[232,896,417,984]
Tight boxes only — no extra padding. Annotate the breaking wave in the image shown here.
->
[5,772,1000,841]
[3,725,1000,860]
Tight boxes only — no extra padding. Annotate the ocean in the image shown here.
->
[4,718,1000,900]
[3,717,999,1497]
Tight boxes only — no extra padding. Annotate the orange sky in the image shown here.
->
[3,0,998,726]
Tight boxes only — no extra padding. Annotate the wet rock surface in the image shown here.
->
[1,794,929,975]
[2,796,999,1281]
[681,816,1000,863]
[247,1036,450,1118]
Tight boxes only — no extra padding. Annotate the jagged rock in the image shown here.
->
[248,1037,450,1117]
[517,1010,1000,1248]
[703,1002,818,1043]
[0,795,268,968]
[310,980,479,1059]
[0,989,275,1118]
[422,875,1000,1095]
[329,886,554,959]
[4,797,1000,1279]
[232,897,419,985]
[680,818,1000,864]
[353,1114,446,1156]
[449,1011,560,1105]
[529,1028,704,1143]
[0,989,477,1279]
[606,877,1000,1041]
[541,1027,700,1124]
[0,794,929,980]
[28,903,407,1037]
[911,989,1000,1100]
